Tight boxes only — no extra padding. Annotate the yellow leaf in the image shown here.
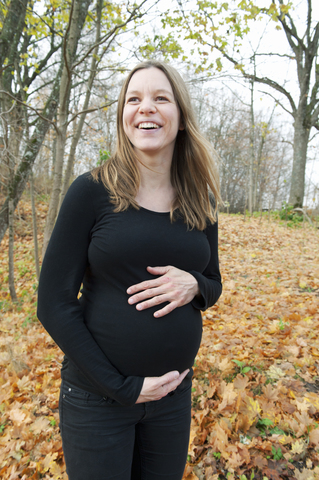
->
[9,408,26,425]
[30,416,50,435]
[291,439,306,455]
[309,428,319,447]
[288,390,296,399]
[246,397,261,417]
[41,452,58,472]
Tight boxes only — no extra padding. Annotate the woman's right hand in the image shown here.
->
[135,369,190,404]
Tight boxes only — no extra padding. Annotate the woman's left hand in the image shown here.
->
[127,266,200,318]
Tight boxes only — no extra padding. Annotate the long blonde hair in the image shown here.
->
[92,60,221,230]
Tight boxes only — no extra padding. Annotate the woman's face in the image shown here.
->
[123,67,183,161]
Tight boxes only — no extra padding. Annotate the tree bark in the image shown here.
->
[8,198,17,302]
[30,171,40,280]
[249,75,255,214]
[60,0,103,207]
[0,0,28,72]
[0,75,60,243]
[42,0,92,258]
[289,112,311,207]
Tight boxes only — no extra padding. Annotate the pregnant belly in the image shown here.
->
[83,299,203,377]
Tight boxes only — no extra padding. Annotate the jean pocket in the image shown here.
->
[61,382,107,407]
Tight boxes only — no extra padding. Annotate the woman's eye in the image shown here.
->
[156,96,168,101]
[127,97,139,103]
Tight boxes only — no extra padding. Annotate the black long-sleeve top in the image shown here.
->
[37,173,222,406]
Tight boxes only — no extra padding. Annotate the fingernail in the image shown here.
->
[128,298,133,304]
[136,304,142,310]
[154,312,159,317]
[127,288,131,294]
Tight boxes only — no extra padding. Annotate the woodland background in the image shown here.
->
[0,0,319,479]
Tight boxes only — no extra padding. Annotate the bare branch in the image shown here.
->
[25,3,64,38]
[0,90,59,133]
[254,52,295,60]
[311,102,319,127]
[309,84,319,116]
[72,0,151,70]
[62,0,75,81]
[309,130,319,142]
[25,42,61,87]
[257,89,293,117]
[220,82,250,108]
[277,0,306,52]
[67,100,117,126]
[306,0,312,45]
[207,43,297,115]
[310,22,319,57]
[0,98,16,118]
[0,63,14,76]
[27,76,58,96]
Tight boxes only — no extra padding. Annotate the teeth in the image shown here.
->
[138,122,160,129]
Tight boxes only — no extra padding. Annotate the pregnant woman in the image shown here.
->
[37,60,222,480]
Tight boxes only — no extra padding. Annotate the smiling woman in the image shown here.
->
[123,68,183,166]
[37,60,222,480]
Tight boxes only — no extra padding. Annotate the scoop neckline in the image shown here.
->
[138,205,171,216]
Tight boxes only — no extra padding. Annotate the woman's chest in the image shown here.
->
[88,208,211,274]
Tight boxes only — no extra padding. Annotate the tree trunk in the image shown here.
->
[42,0,92,258]
[0,74,60,244]
[30,172,40,280]
[288,112,311,207]
[249,76,255,214]
[8,198,17,302]
[60,0,103,207]
[0,0,28,70]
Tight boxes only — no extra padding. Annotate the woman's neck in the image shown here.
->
[135,155,175,212]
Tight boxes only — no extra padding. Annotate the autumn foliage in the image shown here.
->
[0,197,318,480]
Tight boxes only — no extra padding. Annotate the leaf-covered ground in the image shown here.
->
[0,199,318,480]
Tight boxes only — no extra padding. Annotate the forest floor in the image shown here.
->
[0,196,318,480]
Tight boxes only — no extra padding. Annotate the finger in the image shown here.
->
[157,370,180,385]
[135,294,172,311]
[127,277,166,295]
[138,370,190,403]
[147,265,171,275]
[153,301,179,318]
[128,286,168,306]
[162,369,190,395]
[179,368,190,382]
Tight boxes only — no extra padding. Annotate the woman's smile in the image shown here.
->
[136,122,161,129]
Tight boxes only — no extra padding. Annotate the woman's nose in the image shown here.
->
[138,98,156,113]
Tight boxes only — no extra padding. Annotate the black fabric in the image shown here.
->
[59,379,192,480]
[37,173,222,406]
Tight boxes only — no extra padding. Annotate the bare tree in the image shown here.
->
[190,83,290,213]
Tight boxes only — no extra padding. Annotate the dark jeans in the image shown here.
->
[59,379,192,480]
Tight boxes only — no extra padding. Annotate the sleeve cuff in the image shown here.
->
[115,376,145,406]
[189,270,209,311]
